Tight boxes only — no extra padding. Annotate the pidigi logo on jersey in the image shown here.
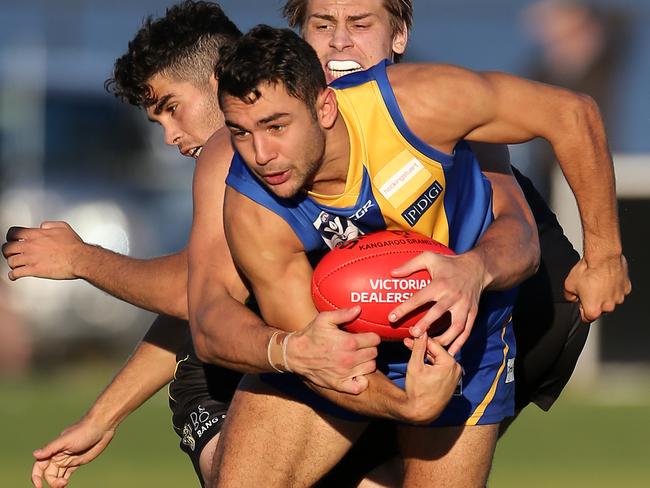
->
[402,181,443,227]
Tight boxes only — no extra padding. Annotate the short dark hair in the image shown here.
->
[216,25,326,114]
[282,0,413,62]
[105,1,241,108]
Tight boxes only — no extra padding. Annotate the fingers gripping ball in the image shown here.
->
[311,230,454,340]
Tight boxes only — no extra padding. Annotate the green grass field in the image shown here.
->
[1,364,649,487]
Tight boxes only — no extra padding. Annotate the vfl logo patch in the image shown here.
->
[313,212,363,249]
[401,181,443,227]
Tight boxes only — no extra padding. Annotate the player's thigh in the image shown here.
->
[398,423,499,488]
[200,433,220,487]
[213,374,368,488]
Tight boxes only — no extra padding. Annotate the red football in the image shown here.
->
[311,230,455,340]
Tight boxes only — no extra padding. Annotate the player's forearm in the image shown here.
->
[469,164,541,291]
[468,212,540,291]
[84,338,176,430]
[550,94,622,263]
[309,372,433,423]
[310,372,403,420]
[74,245,188,319]
[190,293,277,374]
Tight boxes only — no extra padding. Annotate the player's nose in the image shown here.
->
[329,25,354,51]
[253,136,276,165]
[163,123,183,147]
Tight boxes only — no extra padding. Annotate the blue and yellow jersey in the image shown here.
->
[227,60,493,256]
[227,60,517,426]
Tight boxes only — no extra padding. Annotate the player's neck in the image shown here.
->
[311,114,350,195]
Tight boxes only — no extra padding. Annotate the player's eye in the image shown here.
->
[166,104,178,115]
[353,23,370,29]
[268,124,285,133]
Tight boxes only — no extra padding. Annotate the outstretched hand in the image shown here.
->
[288,306,381,395]
[3,222,85,281]
[388,251,485,355]
[401,334,462,424]
[31,417,115,488]
[564,254,631,322]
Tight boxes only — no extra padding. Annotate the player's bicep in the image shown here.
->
[389,64,520,150]
[224,188,316,331]
[392,63,575,146]
[465,71,581,144]
[188,130,246,307]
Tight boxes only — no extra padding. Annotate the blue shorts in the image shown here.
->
[261,289,517,427]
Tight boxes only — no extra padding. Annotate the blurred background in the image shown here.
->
[0,0,648,486]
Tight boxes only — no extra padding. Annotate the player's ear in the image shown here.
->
[317,87,338,129]
[209,73,218,92]
[391,22,408,57]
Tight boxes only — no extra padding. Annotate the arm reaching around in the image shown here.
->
[31,315,183,487]
[310,335,461,424]
[391,63,630,322]
[3,223,188,319]
[389,142,539,354]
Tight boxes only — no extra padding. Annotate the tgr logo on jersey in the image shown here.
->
[402,181,443,227]
[351,278,431,303]
[352,199,375,220]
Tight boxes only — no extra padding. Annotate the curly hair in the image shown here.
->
[216,25,326,117]
[105,1,241,108]
[282,0,412,62]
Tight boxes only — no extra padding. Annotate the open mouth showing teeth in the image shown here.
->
[189,147,203,159]
[327,60,363,79]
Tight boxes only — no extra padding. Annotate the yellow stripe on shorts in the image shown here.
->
[466,316,512,426]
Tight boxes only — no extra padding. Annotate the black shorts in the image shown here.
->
[168,336,242,486]
[318,420,399,487]
[512,167,591,411]
[166,299,399,485]
[168,335,398,487]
